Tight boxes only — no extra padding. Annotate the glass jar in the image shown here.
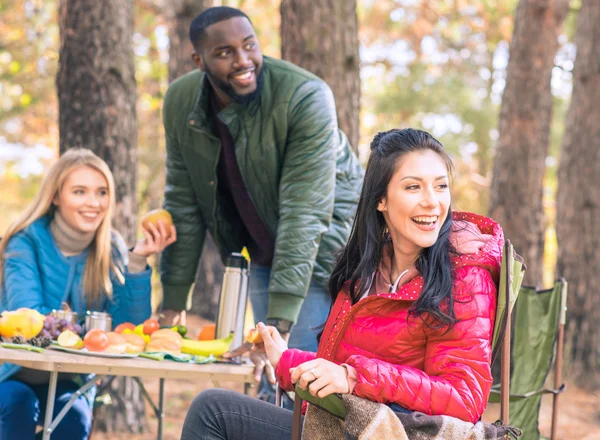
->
[84,311,112,332]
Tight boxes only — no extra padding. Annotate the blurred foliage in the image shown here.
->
[0,0,59,233]
[0,0,579,286]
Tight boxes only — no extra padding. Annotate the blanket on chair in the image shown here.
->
[301,394,522,440]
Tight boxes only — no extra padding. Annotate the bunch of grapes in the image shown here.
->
[40,315,83,339]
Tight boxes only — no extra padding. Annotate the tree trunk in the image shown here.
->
[280,0,360,152]
[556,0,600,385]
[488,0,569,287]
[57,0,147,433]
[162,0,223,320]
[167,0,213,83]
[57,0,138,245]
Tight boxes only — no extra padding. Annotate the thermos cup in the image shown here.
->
[215,252,250,351]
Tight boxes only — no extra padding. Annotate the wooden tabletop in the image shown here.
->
[0,347,255,382]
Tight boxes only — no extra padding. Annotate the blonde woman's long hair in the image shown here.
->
[0,149,125,306]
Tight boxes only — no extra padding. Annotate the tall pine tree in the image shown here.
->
[57,0,146,432]
[280,0,360,152]
[489,0,569,287]
[556,0,600,383]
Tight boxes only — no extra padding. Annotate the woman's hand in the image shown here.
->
[254,322,288,370]
[290,359,350,398]
[131,221,177,257]
[222,323,288,384]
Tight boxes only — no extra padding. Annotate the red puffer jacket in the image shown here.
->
[275,212,503,423]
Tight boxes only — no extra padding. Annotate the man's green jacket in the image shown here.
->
[160,56,363,324]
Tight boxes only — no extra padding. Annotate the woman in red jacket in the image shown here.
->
[181,128,502,439]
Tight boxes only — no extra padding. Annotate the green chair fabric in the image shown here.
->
[489,279,568,440]
[491,239,526,358]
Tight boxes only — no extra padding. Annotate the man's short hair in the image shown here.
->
[189,7,252,50]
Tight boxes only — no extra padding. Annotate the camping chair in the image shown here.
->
[488,278,568,440]
[280,239,531,440]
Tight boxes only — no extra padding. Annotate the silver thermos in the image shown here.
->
[215,252,249,351]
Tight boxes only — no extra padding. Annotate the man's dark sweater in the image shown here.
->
[209,92,274,266]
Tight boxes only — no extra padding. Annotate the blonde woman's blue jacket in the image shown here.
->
[0,215,152,383]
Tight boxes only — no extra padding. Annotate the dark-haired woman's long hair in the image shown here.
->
[327,128,457,329]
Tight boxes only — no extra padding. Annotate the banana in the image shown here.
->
[180,333,234,357]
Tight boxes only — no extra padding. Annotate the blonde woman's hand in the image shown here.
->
[290,358,350,398]
[131,220,177,257]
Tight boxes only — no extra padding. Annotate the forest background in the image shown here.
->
[1,0,599,438]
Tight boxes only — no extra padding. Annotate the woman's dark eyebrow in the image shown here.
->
[399,175,448,181]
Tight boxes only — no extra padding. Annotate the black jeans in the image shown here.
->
[181,389,301,440]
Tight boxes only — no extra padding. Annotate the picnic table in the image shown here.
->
[0,346,255,440]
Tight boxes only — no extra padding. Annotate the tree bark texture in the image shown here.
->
[488,0,569,287]
[167,0,213,83]
[556,0,600,384]
[57,0,146,433]
[280,0,361,152]
[57,0,138,246]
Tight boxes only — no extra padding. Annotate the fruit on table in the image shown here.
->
[0,308,45,339]
[198,324,216,341]
[246,328,263,344]
[181,333,234,357]
[130,325,150,343]
[142,319,160,335]
[141,209,173,237]
[84,329,109,352]
[173,325,188,337]
[57,329,84,349]
[122,333,146,354]
[105,332,127,354]
[114,322,135,334]
[41,315,82,339]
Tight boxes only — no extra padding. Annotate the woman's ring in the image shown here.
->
[309,368,318,378]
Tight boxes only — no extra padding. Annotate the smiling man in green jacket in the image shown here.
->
[159,6,363,400]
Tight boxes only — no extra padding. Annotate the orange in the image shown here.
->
[198,324,216,341]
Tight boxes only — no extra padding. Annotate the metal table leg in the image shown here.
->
[244,381,253,396]
[158,378,164,440]
[49,375,104,434]
[42,373,103,439]
[133,377,165,440]
[42,371,58,440]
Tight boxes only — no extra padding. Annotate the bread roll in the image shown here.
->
[150,328,183,342]
[146,338,181,356]
[105,332,127,354]
[123,333,146,354]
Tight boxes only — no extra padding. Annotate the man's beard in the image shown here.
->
[205,64,265,105]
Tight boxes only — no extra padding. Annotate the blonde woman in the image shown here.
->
[0,148,176,440]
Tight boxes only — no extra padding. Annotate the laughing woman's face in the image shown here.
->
[377,150,451,256]
[53,166,109,234]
